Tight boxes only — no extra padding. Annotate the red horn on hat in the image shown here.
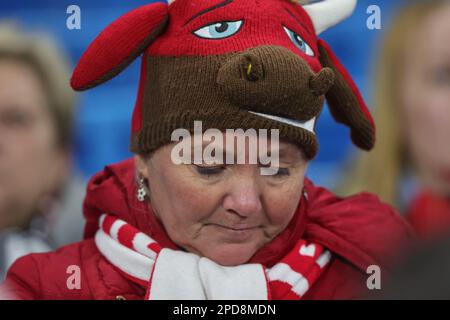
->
[71,2,169,91]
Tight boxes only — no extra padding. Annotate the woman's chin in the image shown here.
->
[200,242,260,266]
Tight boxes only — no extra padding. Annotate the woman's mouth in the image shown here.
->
[218,224,259,231]
[208,223,260,241]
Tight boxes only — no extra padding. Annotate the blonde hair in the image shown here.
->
[338,0,449,209]
[0,22,75,149]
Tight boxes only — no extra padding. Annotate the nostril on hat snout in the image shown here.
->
[240,53,264,82]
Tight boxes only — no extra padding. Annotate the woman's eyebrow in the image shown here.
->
[184,0,234,27]
[284,7,314,37]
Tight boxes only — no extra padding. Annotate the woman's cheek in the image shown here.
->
[170,176,216,224]
[265,182,303,226]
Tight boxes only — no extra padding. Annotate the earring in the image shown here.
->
[137,177,147,202]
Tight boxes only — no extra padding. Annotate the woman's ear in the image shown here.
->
[134,155,150,180]
[71,2,169,91]
[317,39,376,151]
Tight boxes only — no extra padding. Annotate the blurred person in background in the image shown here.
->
[339,0,450,239]
[0,23,84,279]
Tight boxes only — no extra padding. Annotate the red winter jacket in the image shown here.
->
[1,159,413,300]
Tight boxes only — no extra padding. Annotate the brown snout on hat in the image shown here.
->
[217,46,335,122]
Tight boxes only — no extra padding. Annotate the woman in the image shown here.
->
[1,0,412,300]
[0,23,85,280]
[339,0,450,238]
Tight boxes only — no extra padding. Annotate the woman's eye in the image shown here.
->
[274,167,290,177]
[193,21,243,39]
[283,26,314,56]
[194,165,225,176]
[261,166,290,177]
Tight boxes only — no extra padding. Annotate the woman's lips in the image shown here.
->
[208,223,260,241]
[215,224,259,231]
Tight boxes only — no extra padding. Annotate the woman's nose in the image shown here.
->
[222,180,263,218]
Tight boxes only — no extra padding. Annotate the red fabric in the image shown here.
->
[71,0,323,91]
[1,159,413,300]
[149,0,321,71]
[118,225,140,252]
[71,3,169,90]
[406,190,450,239]
[268,240,330,300]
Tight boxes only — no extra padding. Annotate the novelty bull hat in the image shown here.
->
[71,0,375,159]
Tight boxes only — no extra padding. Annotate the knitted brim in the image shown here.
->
[131,107,319,159]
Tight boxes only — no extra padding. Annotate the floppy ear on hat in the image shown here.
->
[71,3,169,91]
[317,39,376,151]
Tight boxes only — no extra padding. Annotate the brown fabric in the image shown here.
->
[131,45,335,159]
[317,43,375,150]
[310,67,335,96]
[216,46,332,122]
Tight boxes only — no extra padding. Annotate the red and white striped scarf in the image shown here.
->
[95,214,332,300]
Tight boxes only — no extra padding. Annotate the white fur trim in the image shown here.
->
[303,0,357,35]
[248,111,317,134]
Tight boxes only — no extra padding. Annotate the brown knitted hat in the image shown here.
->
[71,0,375,159]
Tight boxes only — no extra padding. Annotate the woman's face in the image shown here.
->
[399,5,450,196]
[0,59,67,229]
[136,136,307,266]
